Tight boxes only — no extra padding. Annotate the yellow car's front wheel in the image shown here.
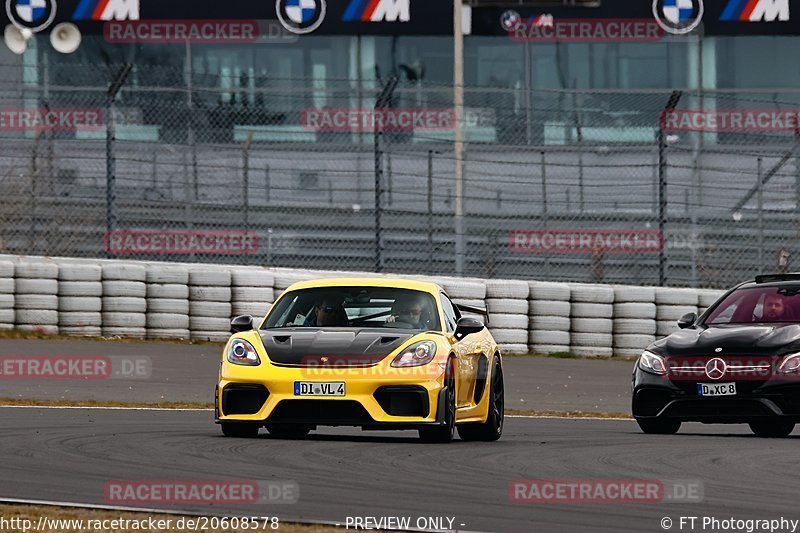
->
[418,360,456,443]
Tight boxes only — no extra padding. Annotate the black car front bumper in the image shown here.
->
[632,367,800,423]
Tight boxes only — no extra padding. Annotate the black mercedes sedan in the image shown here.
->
[632,274,800,437]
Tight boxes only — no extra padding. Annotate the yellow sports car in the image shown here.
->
[215,278,504,443]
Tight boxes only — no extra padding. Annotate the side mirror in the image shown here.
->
[455,316,484,340]
[677,312,697,330]
[230,315,254,333]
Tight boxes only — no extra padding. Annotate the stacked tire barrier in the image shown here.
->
[698,289,726,315]
[570,284,615,357]
[146,266,190,340]
[102,263,147,338]
[58,262,102,337]
[231,267,275,319]
[0,261,14,329]
[484,280,529,355]
[189,269,232,342]
[15,259,59,335]
[273,269,315,301]
[612,286,657,357]
[527,281,571,354]
[656,288,700,338]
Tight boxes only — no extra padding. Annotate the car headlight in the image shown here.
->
[227,339,261,366]
[639,350,667,375]
[391,341,437,368]
[778,353,800,374]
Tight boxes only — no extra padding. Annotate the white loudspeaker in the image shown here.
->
[50,22,81,54]
[4,24,33,55]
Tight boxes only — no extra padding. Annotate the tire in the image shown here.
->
[190,286,232,302]
[419,360,456,443]
[441,281,486,301]
[529,330,570,345]
[571,346,613,357]
[189,269,231,287]
[0,294,13,309]
[15,309,58,325]
[571,332,613,347]
[102,297,146,313]
[15,279,57,295]
[102,327,146,338]
[0,323,13,330]
[571,318,612,334]
[232,268,274,288]
[458,357,504,441]
[698,290,725,309]
[488,314,528,329]
[265,424,311,439]
[102,312,146,328]
[636,418,681,434]
[147,313,190,329]
[102,263,146,281]
[530,344,571,355]
[57,263,101,281]
[147,298,189,314]
[59,312,102,327]
[528,300,570,318]
[221,422,260,438]
[614,303,657,319]
[614,319,657,335]
[190,301,232,318]
[147,284,189,299]
[190,331,230,342]
[0,278,13,294]
[571,302,612,319]
[0,261,13,278]
[529,316,570,331]
[147,328,190,340]
[655,288,698,306]
[0,309,14,323]
[485,280,529,300]
[657,305,698,321]
[274,272,314,291]
[103,281,146,298]
[60,326,102,337]
[497,343,529,355]
[570,284,614,304]
[657,320,680,337]
[17,324,58,335]
[59,281,102,297]
[613,286,655,303]
[146,267,189,285]
[232,287,274,302]
[16,261,58,279]
[490,329,527,344]
[528,281,570,301]
[613,334,656,349]
[486,298,528,315]
[749,420,795,438]
[59,297,102,313]
[452,299,485,309]
[190,315,232,330]
[232,302,271,317]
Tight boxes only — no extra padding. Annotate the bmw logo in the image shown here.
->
[652,0,704,35]
[276,0,326,35]
[6,0,57,32]
[500,10,521,31]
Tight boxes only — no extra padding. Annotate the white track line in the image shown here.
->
[0,405,632,420]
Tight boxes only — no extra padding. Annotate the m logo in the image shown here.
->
[72,0,139,21]
[721,0,789,21]
[343,0,410,22]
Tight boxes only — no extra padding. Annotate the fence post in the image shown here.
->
[374,77,398,273]
[758,157,764,268]
[428,149,434,273]
[105,64,131,256]
[658,90,683,286]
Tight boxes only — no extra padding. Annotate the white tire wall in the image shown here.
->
[102,263,146,338]
[15,259,58,332]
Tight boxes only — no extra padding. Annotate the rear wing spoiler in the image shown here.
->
[456,304,489,324]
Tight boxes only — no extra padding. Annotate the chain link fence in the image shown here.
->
[1,59,799,288]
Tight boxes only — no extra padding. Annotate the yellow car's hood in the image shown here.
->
[257,328,423,367]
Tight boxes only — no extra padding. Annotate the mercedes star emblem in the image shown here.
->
[705,358,727,380]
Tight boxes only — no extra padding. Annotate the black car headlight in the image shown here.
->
[227,339,261,366]
[639,351,667,375]
[778,353,800,375]
[391,341,437,368]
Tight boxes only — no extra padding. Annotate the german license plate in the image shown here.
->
[697,382,737,397]
[294,381,345,397]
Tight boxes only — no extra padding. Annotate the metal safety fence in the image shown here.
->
[1,60,800,289]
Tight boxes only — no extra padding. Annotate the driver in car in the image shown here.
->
[386,296,427,329]
[764,293,791,321]
[297,298,348,327]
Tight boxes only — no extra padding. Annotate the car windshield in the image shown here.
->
[261,286,441,331]
[705,285,800,325]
